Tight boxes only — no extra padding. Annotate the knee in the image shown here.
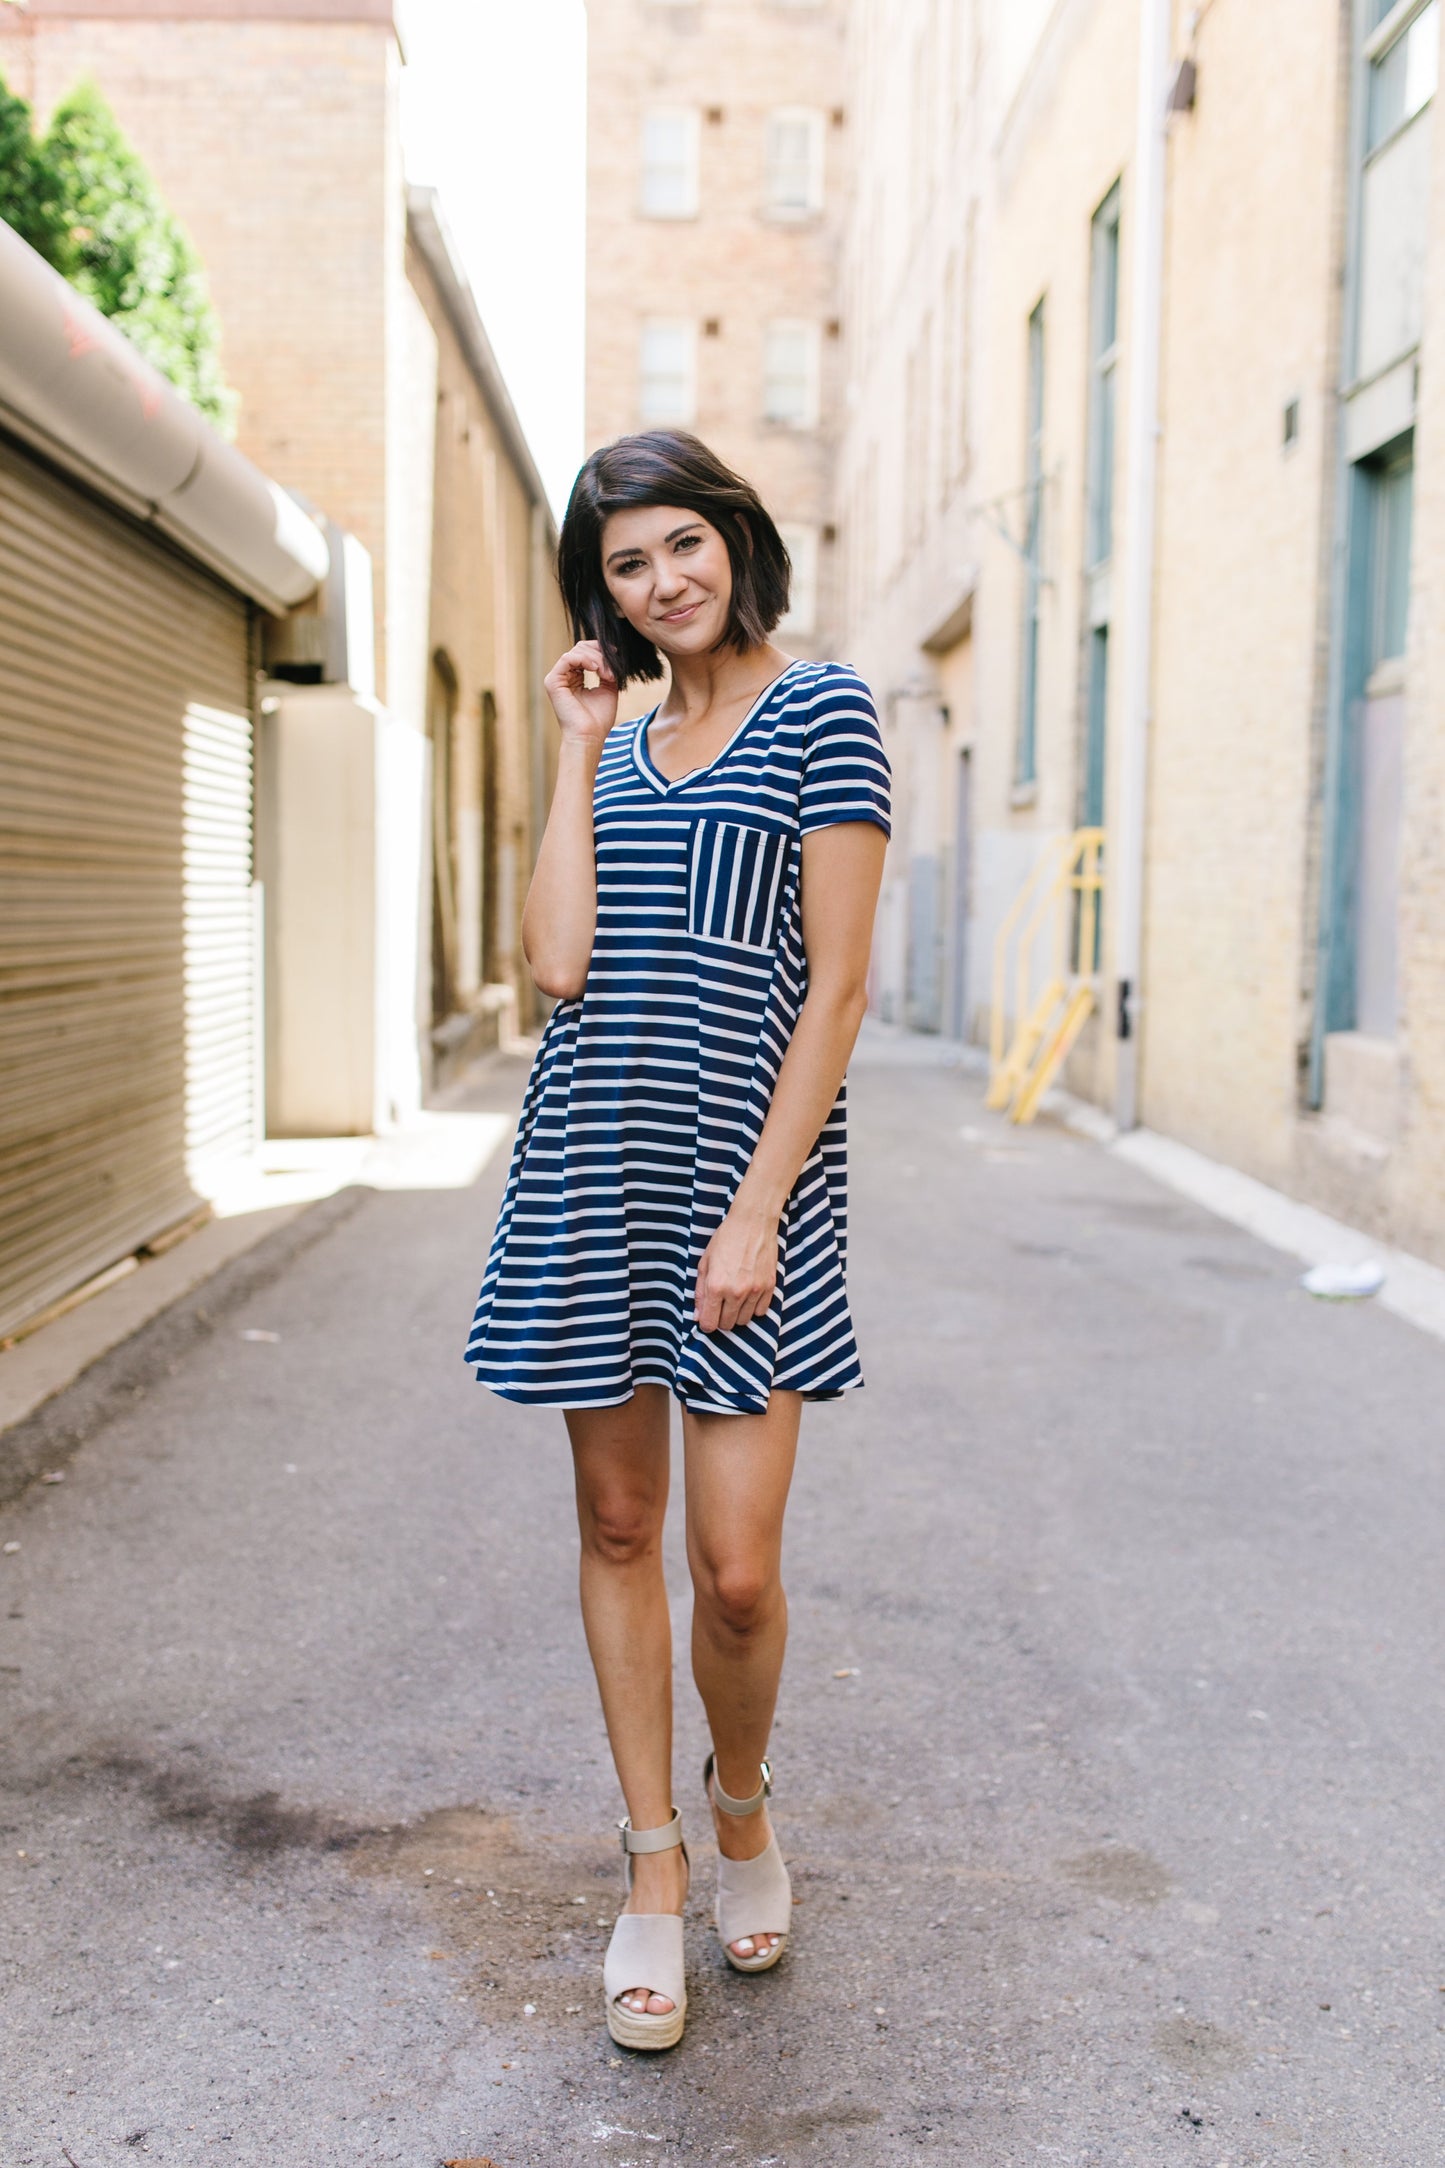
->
[581,1491,661,1569]
[694,1556,778,1642]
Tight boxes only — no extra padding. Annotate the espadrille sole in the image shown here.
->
[721,1931,787,1974]
[606,1994,687,2050]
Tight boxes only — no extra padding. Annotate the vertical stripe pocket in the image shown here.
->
[687,819,789,949]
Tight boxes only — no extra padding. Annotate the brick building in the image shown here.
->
[838,0,1445,1263]
[584,0,848,675]
[0,0,567,1115]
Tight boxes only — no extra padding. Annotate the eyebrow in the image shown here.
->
[605,521,701,566]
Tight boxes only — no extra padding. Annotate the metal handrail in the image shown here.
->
[988,828,1106,1120]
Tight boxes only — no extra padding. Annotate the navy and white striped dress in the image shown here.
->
[464,659,891,1416]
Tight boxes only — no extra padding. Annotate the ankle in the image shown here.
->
[709,1756,770,1811]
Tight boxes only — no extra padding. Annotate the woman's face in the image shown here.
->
[600,504,735,660]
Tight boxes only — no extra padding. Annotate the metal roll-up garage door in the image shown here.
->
[0,434,258,1343]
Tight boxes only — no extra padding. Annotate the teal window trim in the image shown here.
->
[1310,0,1387,1103]
[1308,0,1421,1101]
[1086,182,1122,571]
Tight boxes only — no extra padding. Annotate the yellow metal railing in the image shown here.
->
[987,827,1105,1124]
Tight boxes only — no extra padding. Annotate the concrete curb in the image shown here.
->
[1042,1085,1445,1347]
[0,1188,369,1510]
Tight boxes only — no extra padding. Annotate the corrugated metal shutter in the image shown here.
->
[0,435,256,1342]
[183,702,260,1180]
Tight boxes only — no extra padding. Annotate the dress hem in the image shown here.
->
[471,1366,862,1415]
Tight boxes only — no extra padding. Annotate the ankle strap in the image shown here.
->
[618,1806,683,1856]
[708,1755,772,1817]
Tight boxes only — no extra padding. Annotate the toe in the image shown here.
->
[646,1992,675,2015]
[730,1936,756,1957]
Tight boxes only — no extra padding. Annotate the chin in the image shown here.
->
[655,608,722,654]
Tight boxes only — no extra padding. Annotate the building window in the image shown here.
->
[1082,626,1109,830]
[640,107,701,218]
[1366,439,1415,670]
[765,108,825,216]
[639,319,696,424]
[763,319,821,426]
[1367,0,1439,150]
[1358,0,1437,380]
[1016,299,1046,789]
[1086,182,1121,570]
[778,524,820,637]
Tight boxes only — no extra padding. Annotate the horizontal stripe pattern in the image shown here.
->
[464,659,892,1415]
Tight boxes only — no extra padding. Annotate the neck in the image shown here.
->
[660,641,791,725]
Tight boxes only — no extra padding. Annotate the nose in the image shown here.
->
[654,558,688,600]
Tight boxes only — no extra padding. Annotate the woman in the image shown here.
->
[464,430,889,2051]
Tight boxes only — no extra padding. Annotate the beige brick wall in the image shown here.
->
[965,0,1138,1096]
[1,6,566,1047]
[1393,90,1445,1259]
[1144,0,1345,1181]
[585,0,846,656]
[1,13,398,687]
[837,0,1138,1048]
[408,242,569,1034]
[838,0,1445,1261]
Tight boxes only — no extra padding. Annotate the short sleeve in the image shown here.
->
[798,668,892,839]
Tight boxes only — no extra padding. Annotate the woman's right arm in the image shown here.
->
[521,640,620,1000]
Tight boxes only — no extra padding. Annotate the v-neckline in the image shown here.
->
[634,659,802,796]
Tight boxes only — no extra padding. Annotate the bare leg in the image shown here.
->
[568,1385,686,2017]
[683,1389,802,1962]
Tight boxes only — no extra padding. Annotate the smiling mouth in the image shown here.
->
[659,601,704,624]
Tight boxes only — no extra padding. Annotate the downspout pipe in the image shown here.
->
[1308,0,1370,1108]
[1112,0,1173,1131]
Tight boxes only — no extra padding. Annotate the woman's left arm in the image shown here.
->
[694,820,888,1335]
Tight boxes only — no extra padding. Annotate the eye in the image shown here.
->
[616,556,645,576]
[675,533,702,553]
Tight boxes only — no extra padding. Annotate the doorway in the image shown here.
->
[429,651,460,1024]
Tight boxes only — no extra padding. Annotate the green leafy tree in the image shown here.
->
[0,71,71,268]
[44,81,236,433]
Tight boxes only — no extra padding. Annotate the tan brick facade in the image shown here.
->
[0,1,564,1057]
[585,0,847,666]
[837,0,1445,1262]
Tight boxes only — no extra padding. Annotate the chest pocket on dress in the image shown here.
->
[687,819,789,949]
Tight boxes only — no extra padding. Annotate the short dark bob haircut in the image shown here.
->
[557,430,792,686]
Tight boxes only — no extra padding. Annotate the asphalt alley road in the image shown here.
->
[2,1037,1443,2168]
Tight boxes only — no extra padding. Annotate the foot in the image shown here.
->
[708,1766,783,1965]
[615,1842,690,2017]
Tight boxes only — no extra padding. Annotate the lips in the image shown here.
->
[659,600,704,624]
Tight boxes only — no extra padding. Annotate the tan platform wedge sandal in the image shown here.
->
[603,1808,689,2051]
[703,1754,791,1974]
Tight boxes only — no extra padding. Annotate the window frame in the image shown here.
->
[1015,298,1046,791]
[639,105,702,220]
[1364,0,1439,154]
[1085,181,1122,573]
[762,317,822,428]
[638,317,698,426]
[764,106,826,218]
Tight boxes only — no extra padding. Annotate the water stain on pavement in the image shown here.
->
[351,1803,622,2013]
[2,1737,374,1857]
[1058,1845,1172,1905]
[1153,2014,1249,2074]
